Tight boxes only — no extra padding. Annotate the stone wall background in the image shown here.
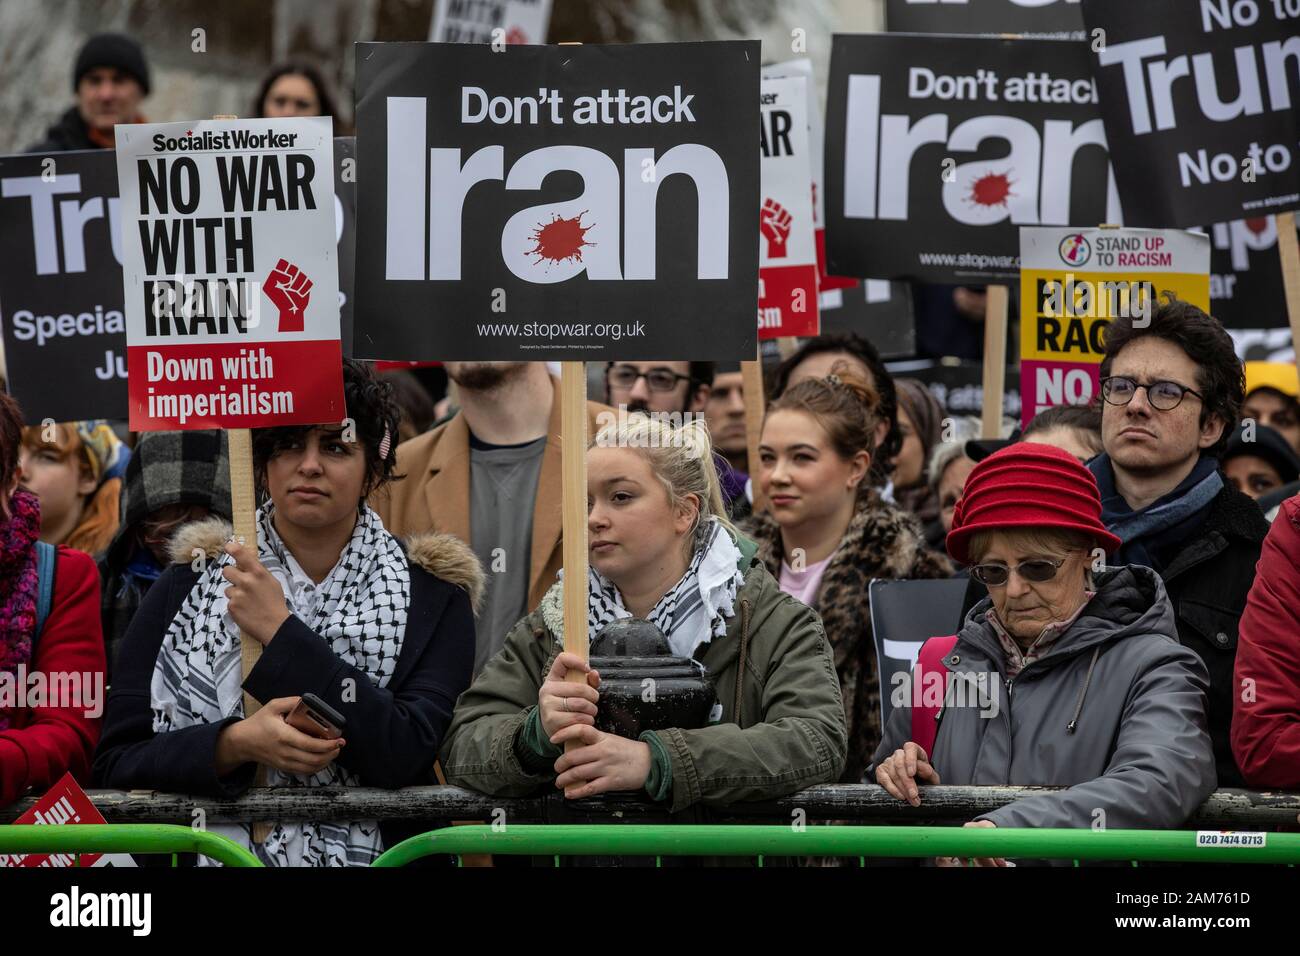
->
[0,0,882,154]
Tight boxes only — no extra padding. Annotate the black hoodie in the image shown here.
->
[27,106,101,153]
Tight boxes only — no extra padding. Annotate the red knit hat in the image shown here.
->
[946,442,1121,566]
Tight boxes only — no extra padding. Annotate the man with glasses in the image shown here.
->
[1088,296,1267,787]
[603,360,753,516]
[603,361,713,416]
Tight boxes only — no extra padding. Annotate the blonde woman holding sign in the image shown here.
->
[442,415,846,809]
[94,361,481,866]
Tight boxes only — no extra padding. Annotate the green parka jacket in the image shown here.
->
[440,535,848,813]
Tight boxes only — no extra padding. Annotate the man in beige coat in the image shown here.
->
[372,362,609,674]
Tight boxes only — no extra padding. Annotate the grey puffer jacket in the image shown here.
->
[870,565,1216,831]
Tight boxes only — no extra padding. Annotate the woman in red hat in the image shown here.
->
[869,442,1216,864]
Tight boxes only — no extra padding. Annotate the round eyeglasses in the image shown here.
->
[1100,376,1204,411]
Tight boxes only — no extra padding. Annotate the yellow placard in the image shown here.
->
[1020,269,1210,364]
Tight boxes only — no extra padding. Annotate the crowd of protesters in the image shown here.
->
[3,31,1300,868]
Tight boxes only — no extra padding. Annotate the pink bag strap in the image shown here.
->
[910,635,958,760]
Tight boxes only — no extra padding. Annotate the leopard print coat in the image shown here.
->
[743,492,953,782]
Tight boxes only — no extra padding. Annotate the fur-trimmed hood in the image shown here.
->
[169,516,485,612]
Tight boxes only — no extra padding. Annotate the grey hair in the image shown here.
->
[927,415,982,492]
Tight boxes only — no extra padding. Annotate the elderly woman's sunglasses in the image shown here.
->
[970,556,1070,587]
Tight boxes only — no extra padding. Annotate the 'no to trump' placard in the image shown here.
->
[1082,0,1300,226]
[1019,225,1210,425]
[115,117,345,431]
[758,74,819,339]
[353,41,760,362]
[825,34,1118,284]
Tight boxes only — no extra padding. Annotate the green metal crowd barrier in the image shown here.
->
[370,824,1300,867]
[0,824,263,867]
[4,822,1297,868]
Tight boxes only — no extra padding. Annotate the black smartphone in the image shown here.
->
[286,692,347,740]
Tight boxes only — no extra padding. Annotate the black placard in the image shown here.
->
[353,40,759,361]
[869,577,970,734]
[336,136,356,356]
[353,41,760,361]
[887,0,1086,38]
[1081,0,1300,226]
[819,281,916,359]
[825,34,1115,284]
[0,150,128,423]
[1209,215,1295,331]
[894,358,1023,419]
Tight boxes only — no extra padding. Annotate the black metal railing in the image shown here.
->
[5,784,1298,829]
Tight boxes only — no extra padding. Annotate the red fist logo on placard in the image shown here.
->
[263,259,312,332]
[760,199,792,259]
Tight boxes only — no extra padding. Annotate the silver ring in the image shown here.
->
[562,697,570,712]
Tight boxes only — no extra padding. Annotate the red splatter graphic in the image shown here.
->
[527,211,596,266]
[1245,217,1269,236]
[506,27,527,44]
[966,170,1015,208]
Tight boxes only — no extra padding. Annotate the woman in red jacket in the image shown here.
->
[1234,496,1300,789]
[0,392,106,807]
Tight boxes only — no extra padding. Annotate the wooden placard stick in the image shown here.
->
[984,18,1023,439]
[213,113,270,843]
[981,284,1009,439]
[1277,212,1300,362]
[742,341,767,513]
[559,361,589,695]
[555,44,591,754]
[227,427,261,718]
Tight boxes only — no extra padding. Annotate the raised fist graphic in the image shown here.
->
[760,198,792,259]
[263,258,312,333]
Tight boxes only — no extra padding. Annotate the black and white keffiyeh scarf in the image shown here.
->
[586,518,745,659]
[150,502,409,867]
